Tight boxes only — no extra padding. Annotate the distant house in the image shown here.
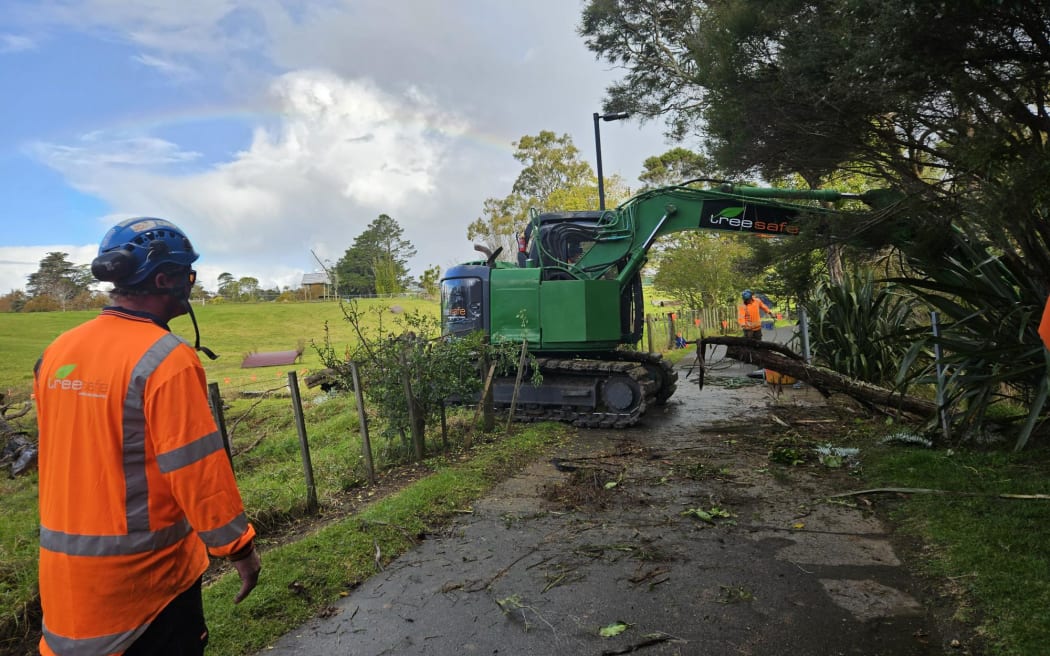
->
[301,271,334,300]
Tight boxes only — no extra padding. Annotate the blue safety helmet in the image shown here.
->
[741,289,753,301]
[91,217,199,288]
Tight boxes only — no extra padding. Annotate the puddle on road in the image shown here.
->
[637,352,825,433]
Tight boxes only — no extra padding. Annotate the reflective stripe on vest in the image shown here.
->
[124,333,182,534]
[42,618,147,656]
[39,520,191,557]
[199,511,251,549]
[156,430,224,473]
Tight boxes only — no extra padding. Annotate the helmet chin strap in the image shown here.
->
[179,296,219,361]
[119,275,218,360]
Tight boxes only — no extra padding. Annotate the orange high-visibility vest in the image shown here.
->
[1040,295,1050,351]
[737,299,771,330]
[34,308,255,656]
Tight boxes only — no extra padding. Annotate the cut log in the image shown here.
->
[304,367,350,391]
[696,336,937,418]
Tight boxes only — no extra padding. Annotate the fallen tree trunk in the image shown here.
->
[1,394,31,440]
[1,395,36,476]
[696,336,937,418]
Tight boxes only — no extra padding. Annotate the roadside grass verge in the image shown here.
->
[0,474,40,651]
[863,444,1050,655]
[202,422,570,655]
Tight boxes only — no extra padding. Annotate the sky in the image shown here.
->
[0,0,676,295]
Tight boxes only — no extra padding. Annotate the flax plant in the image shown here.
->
[802,268,919,388]
[893,230,1050,450]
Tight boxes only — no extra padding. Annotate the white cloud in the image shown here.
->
[29,70,477,292]
[28,0,243,56]
[32,133,201,170]
[132,53,196,80]
[0,33,36,53]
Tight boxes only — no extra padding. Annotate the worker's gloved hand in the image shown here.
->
[230,545,261,604]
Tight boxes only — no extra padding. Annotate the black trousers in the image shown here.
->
[124,577,207,655]
[744,329,763,340]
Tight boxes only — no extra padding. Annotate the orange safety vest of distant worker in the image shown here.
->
[1040,295,1050,351]
[34,308,256,655]
[737,297,773,331]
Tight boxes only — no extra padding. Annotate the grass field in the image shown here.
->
[0,297,438,399]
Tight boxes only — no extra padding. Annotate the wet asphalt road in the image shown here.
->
[261,341,949,656]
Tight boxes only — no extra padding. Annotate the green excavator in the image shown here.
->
[440,182,890,427]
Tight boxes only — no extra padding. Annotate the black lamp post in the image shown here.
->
[593,111,630,210]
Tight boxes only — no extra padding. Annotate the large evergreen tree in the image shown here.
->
[26,252,93,309]
[217,272,240,300]
[336,214,416,295]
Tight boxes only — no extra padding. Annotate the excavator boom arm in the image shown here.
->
[573,185,842,285]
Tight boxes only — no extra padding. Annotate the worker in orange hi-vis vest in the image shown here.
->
[34,218,260,656]
[737,289,774,340]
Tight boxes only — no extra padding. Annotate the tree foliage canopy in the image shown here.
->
[638,147,716,190]
[580,0,1050,262]
[217,272,240,300]
[652,233,749,311]
[336,214,417,295]
[418,265,442,299]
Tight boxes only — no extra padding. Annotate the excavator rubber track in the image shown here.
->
[492,352,678,428]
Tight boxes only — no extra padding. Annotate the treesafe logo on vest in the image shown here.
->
[46,363,111,398]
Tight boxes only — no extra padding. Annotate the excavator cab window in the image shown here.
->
[441,277,484,336]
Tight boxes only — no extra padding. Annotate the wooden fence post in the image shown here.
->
[287,371,318,513]
[399,348,425,461]
[207,382,232,468]
[645,315,654,354]
[506,339,529,432]
[471,360,498,440]
[349,361,375,486]
[439,401,449,450]
[480,351,495,433]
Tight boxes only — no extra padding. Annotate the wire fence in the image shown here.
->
[641,305,790,352]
